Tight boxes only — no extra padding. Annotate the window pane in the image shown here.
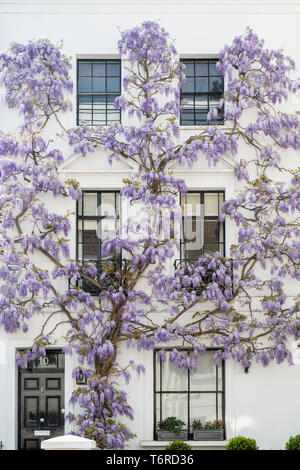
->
[190,393,217,429]
[218,393,223,420]
[195,61,208,76]
[78,62,92,76]
[161,393,188,425]
[78,95,92,110]
[183,61,194,77]
[93,116,106,124]
[78,95,93,123]
[101,193,117,216]
[219,224,224,243]
[190,351,216,391]
[184,247,202,260]
[218,367,223,391]
[209,61,220,76]
[78,77,92,93]
[107,62,120,76]
[107,111,120,122]
[93,62,105,76]
[162,352,188,391]
[107,77,120,93]
[195,95,208,112]
[83,193,97,216]
[182,94,194,108]
[78,113,92,124]
[195,113,208,124]
[78,197,83,216]
[209,93,221,109]
[210,76,223,93]
[204,221,219,252]
[93,95,106,111]
[78,220,83,242]
[204,193,219,216]
[83,246,98,261]
[100,219,117,241]
[181,77,194,93]
[93,77,106,93]
[195,77,209,93]
[83,220,98,260]
[185,193,201,216]
[78,244,82,260]
[107,94,117,107]
[155,354,161,392]
[184,218,203,247]
[204,245,222,257]
[181,112,194,125]
[219,193,224,207]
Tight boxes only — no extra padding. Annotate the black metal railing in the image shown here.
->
[174,257,233,295]
[70,257,128,296]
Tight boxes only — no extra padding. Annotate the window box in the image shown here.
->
[193,429,224,441]
[157,430,188,441]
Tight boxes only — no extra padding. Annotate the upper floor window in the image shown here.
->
[76,191,120,294]
[77,59,121,125]
[180,59,224,126]
[154,349,225,440]
[180,191,225,261]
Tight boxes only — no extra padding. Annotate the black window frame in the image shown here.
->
[77,59,121,126]
[180,58,224,126]
[76,190,121,294]
[180,190,225,261]
[153,348,225,441]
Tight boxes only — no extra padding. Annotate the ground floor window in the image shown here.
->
[154,349,225,440]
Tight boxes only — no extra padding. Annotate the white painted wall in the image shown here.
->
[0,0,300,450]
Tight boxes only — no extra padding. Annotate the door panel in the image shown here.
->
[18,350,65,450]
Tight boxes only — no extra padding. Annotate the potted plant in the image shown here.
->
[157,416,188,441]
[192,419,224,441]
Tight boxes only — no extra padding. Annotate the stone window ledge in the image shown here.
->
[140,440,228,450]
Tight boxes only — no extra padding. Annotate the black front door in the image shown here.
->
[18,350,65,450]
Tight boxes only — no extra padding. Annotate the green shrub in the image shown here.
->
[225,436,259,450]
[165,440,192,450]
[158,416,186,435]
[285,435,300,450]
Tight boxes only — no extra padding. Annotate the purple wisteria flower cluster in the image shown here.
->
[0,22,299,448]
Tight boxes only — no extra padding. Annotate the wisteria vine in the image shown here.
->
[0,23,299,448]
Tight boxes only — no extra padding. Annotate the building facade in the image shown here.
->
[0,0,300,450]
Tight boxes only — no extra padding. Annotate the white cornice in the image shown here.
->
[1,1,300,14]
[1,1,300,4]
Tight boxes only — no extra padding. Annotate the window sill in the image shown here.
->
[140,440,228,449]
